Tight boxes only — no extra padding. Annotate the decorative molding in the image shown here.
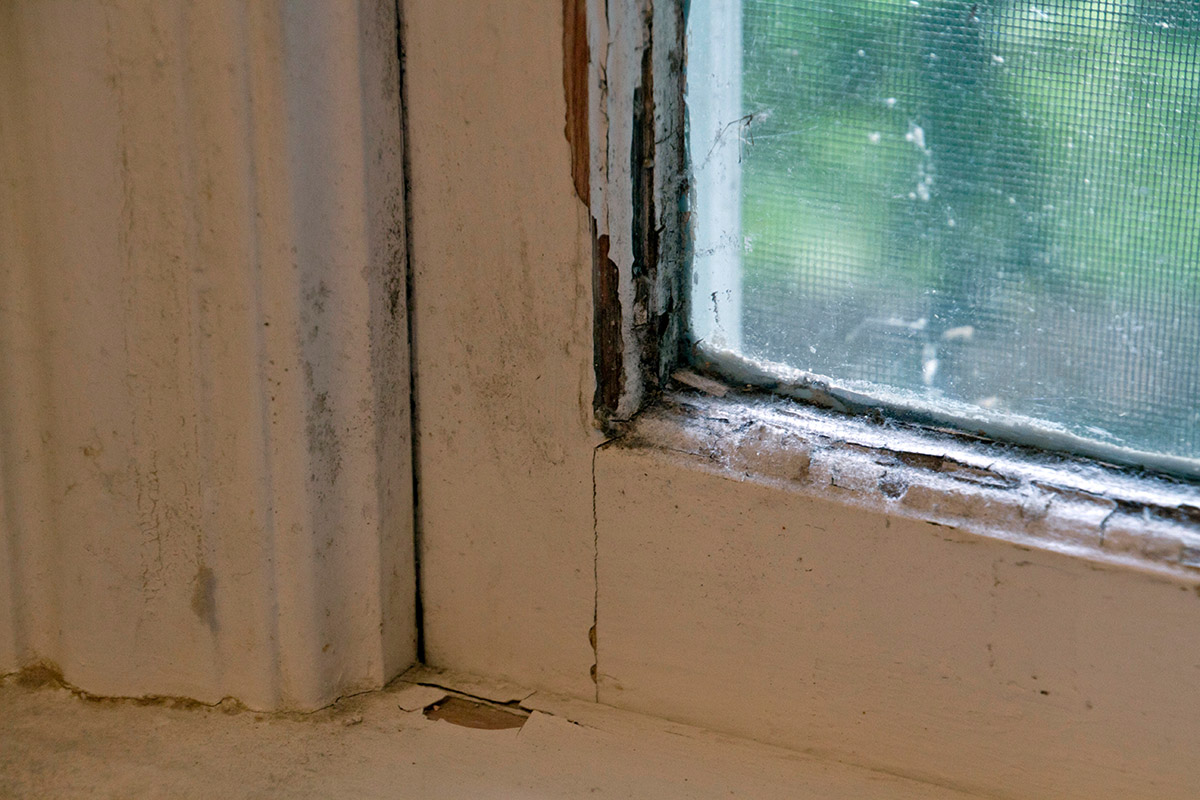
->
[0,0,414,710]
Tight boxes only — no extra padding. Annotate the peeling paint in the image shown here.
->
[423,695,528,730]
[563,0,590,204]
[593,230,626,417]
[700,341,1200,481]
[589,0,686,424]
[622,386,1200,581]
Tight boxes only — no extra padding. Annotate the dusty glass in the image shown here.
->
[688,0,1200,472]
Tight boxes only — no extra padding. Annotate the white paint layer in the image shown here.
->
[0,0,414,710]
[589,0,653,419]
[596,420,1200,799]
[404,0,600,697]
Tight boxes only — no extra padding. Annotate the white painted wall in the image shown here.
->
[0,0,414,710]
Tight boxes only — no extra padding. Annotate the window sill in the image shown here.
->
[623,379,1200,582]
[592,383,1200,799]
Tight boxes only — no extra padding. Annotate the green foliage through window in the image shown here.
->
[698,0,1200,464]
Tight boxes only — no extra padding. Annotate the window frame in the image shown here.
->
[589,0,1200,561]
[683,1,1200,480]
[404,0,1200,794]
[580,2,1200,795]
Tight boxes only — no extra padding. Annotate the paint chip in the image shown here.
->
[423,697,528,731]
[672,370,729,397]
[395,684,451,712]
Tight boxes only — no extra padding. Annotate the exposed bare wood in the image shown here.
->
[563,0,589,204]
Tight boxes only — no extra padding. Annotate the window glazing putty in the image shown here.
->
[688,0,1200,471]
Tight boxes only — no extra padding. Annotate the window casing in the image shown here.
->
[406,1,1200,796]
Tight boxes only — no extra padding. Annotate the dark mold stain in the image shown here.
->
[12,661,65,690]
[190,565,218,632]
[302,362,342,485]
[593,229,625,421]
[879,474,907,499]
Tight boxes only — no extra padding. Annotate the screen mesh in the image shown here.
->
[696,0,1200,465]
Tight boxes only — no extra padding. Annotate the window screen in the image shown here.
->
[688,0,1200,471]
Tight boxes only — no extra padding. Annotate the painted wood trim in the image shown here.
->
[0,0,414,710]
[404,0,601,699]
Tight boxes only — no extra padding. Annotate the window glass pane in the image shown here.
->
[688,0,1200,469]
